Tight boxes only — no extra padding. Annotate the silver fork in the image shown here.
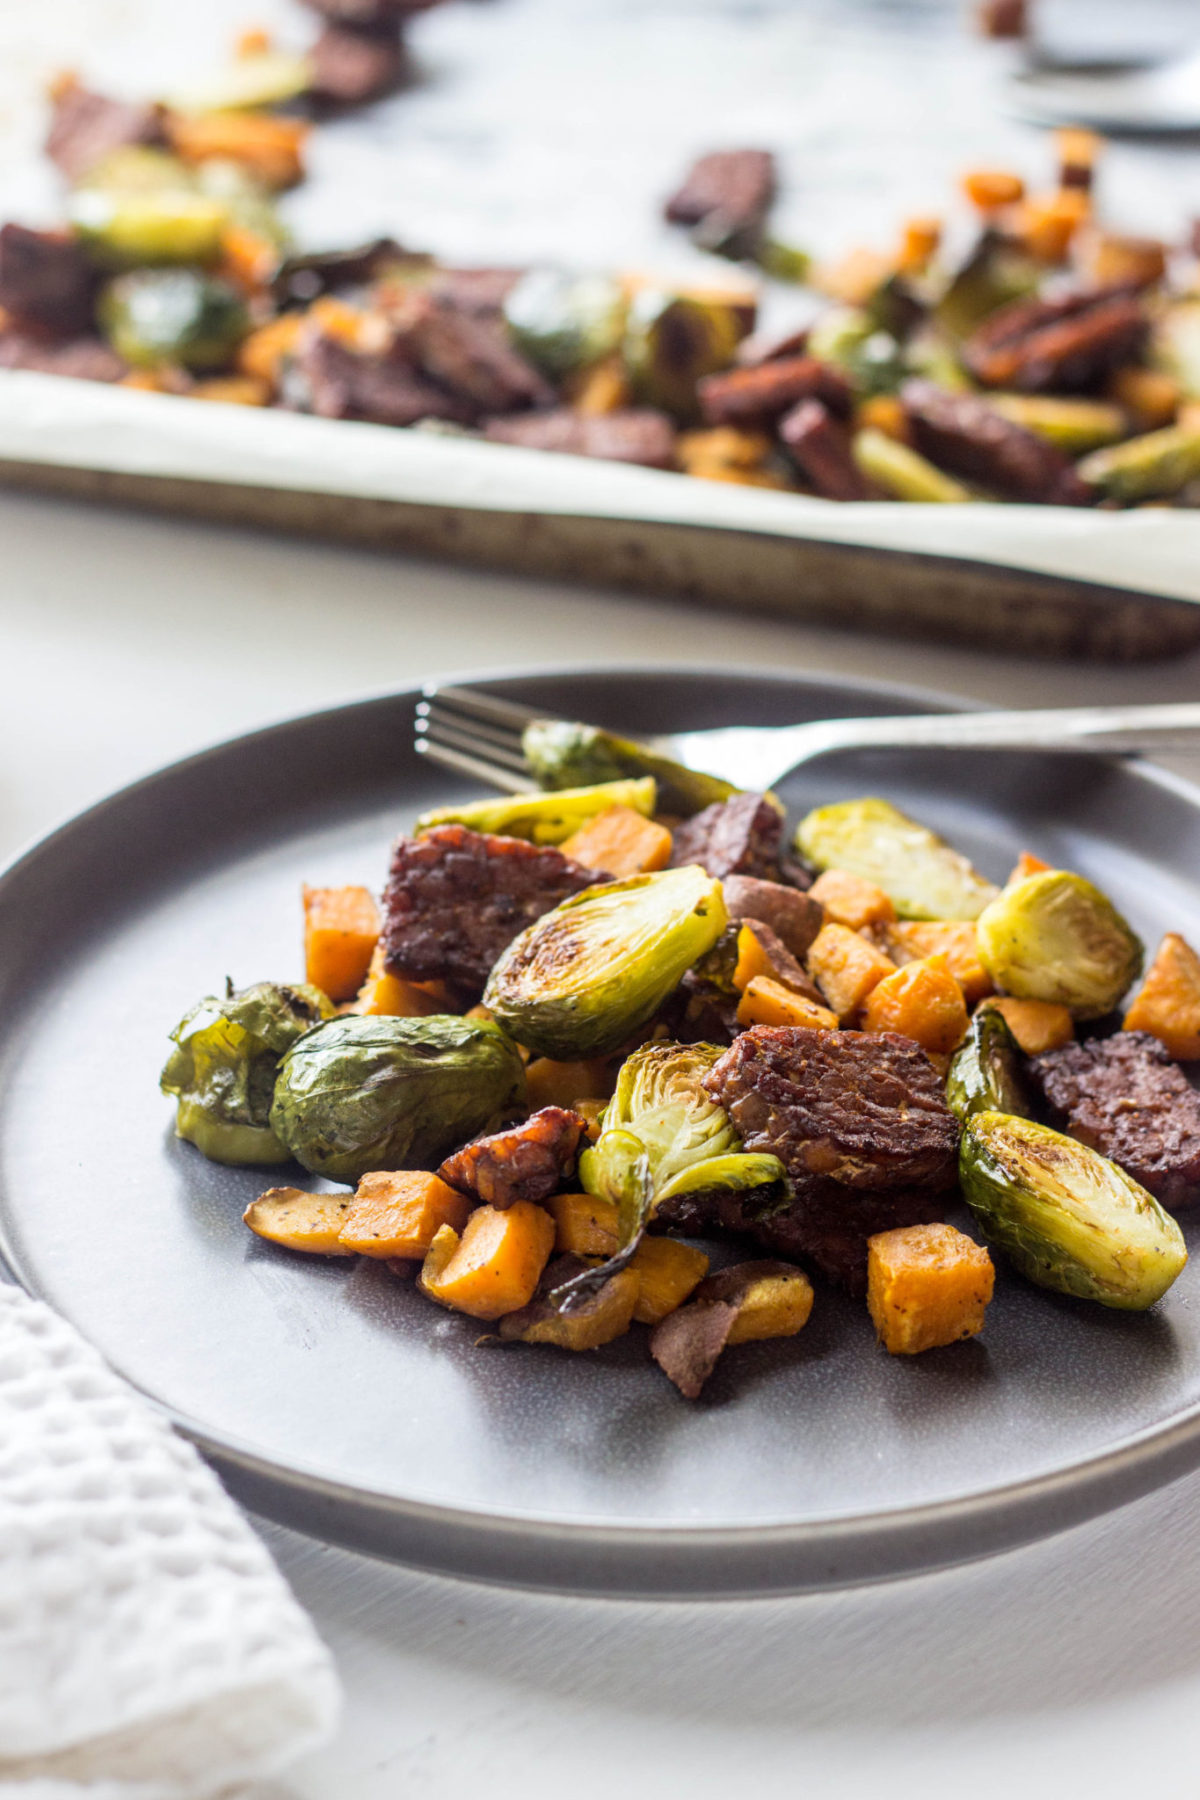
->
[414,684,1200,796]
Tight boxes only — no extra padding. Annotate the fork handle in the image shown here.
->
[799,702,1200,760]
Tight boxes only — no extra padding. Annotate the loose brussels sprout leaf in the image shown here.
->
[946,1007,1033,1125]
[269,1014,526,1183]
[503,268,627,379]
[415,777,656,845]
[624,286,754,419]
[960,1111,1187,1310]
[99,269,250,370]
[554,1040,783,1311]
[976,871,1143,1020]
[483,865,728,1060]
[161,980,334,1165]
[522,718,739,817]
[795,797,999,921]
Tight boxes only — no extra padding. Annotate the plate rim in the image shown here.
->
[5,658,1200,1596]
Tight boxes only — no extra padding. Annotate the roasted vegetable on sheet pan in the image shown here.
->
[796,798,999,921]
[975,870,1142,1020]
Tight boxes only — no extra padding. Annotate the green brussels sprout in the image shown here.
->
[806,307,904,398]
[624,286,755,419]
[960,1111,1187,1310]
[1076,427,1200,505]
[795,797,999,921]
[904,326,972,394]
[975,871,1142,1020]
[503,268,626,379]
[522,718,739,817]
[852,428,972,503]
[945,1007,1032,1125]
[933,230,1040,340]
[70,148,230,267]
[415,777,657,845]
[99,269,249,370]
[269,1014,526,1183]
[166,48,315,114]
[483,865,728,1059]
[554,1040,784,1310]
[161,980,335,1165]
[988,395,1126,455]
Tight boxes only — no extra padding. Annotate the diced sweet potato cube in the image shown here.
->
[350,942,443,1017]
[979,995,1074,1055]
[167,108,308,189]
[1123,932,1200,1061]
[243,1186,355,1255]
[809,869,897,931]
[559,805,673,877]
[1006,851,1053,886]
[867,1222,994,1355]
[525,1056,615,1110]
[885,921,993,1004]
[574,1099,608,1135]
[418,1201,555,1320]
[961,168,1025,210]
[499,1265,640,1351]
[695,1261,814,1344]
[736,976,839,1031]
[303,884,381,1002]
[861,953,970,1054]
[547,1191,620,1257]
[855,394,910,442]
[630,1237,711,1324]
[1108,364,1179,430]
[338,1170,471,1259]
[237,312,304,385]
[732,921,811,995]
[807,922,896,1019]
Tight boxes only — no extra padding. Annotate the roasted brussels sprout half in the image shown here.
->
[415,777,656,845]
[1076,427,1200,505]
[624,286,754,419]
[795,797,999,921]
[503,267,626,379]
[554,1040,783,1309]
[946,1007,1032,1125]
[483,865,728,1059]
[161,980,335,1165]
[853,428,972,503]
[521,718,739,816]
[806,307,905,397]
[70,148,230,267]
[166,47,315,114]
[975,871,1142,1020]
[99,268,249,369]
[269,1014,526,1183]
[933,230,1040,340]
[987,395,1126,455]
[960,1111,1187,1310]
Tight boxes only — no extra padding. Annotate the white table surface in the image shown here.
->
[5,0,1200,1790]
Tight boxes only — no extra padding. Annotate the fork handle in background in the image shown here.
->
[787,702,1200,762]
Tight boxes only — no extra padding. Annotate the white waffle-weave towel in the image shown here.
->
[0,1285,341,1797]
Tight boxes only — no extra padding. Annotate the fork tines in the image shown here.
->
[415,683,559,793]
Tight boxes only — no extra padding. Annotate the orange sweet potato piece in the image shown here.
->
[1123,932,1200,1060]
[547,1192,620,1257]
[961,168,1025,210]
[559,805,672,877]
[498,1260,639,1350]
[732,921,812,995]
[629,1237,710,1324]
[809,869,897,932]
[190,374,270,406]
[525,1056,615,1110]
[885,921,994,1005]
[237,312,304,385]
[350,942,443,1017]
[167,109,309,189]
[338,1170,471,1259]
[1006,851,1053,886]
[419,1201,555,1320]
[807,922,896,1020]
[867,1222,994,1355]
[978,995,1074,1055]
[243,1186,354,1255]
[736,976,839,1032]
[861,954,969,1054]
[303,884,381,1002]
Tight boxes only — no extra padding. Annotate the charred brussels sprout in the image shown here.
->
[946,1007,1032,1125]
[852,428,972,503]
[933,231,1040,340]
[807,307,905,398]
[161,980,335,1165]
[976,871,1142,1020]
[555,1040,783,1309]
[99,269,249,369]
[484,865,728,1059]
[988,395,1126,455]
[416,777,656,845]
[522,718,739,816]
[70,148,230,267]
[960,1111,1187,1309]
[269,1014,526,1183]
[503,267,626,379]
[795,797,999,921]
[624,286,754,419]
[1076,427,1200,505]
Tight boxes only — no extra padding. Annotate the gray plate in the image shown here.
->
[2,665,1200,1599]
